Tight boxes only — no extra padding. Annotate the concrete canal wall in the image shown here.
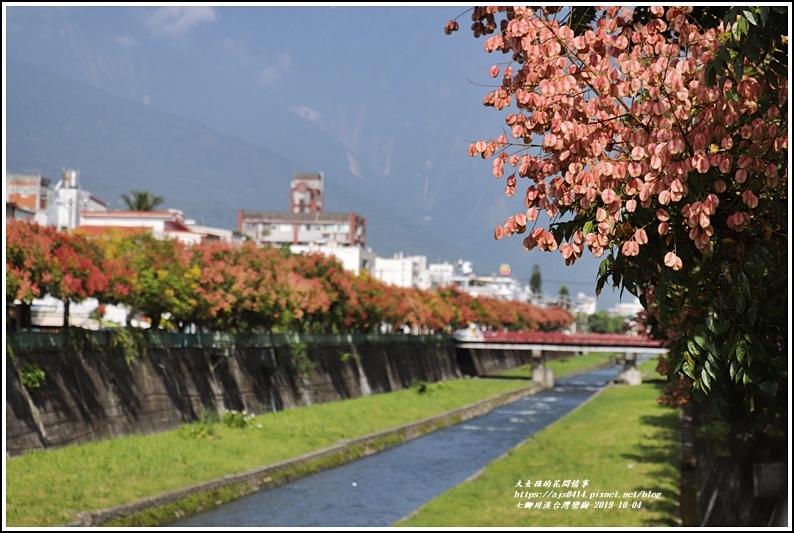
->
[6,333,536,456]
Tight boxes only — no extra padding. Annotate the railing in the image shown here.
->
[5,330,451,352]
[460,330,665,348]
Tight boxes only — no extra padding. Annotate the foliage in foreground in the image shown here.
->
[447,5,787,435]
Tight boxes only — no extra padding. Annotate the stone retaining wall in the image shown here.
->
[679,403,788,526]
[5,336,460,456]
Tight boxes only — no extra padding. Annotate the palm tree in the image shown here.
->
[558,285,571,310]
[120,190,165,211]
[529,264,542,301]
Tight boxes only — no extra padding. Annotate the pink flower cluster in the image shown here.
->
[463,6,787,271]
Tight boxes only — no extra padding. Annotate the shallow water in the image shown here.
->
[166,361,645,527]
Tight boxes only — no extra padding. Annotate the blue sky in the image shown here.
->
[3,4,636,312]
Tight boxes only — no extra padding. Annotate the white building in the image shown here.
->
[79,209,205,245]
[373,253,427,288]
[49,169,103,231]
[185,221,241,244]
[6,169,107,228]
[238,172,367,249]
[289,241,377,276]
[22,296,148,330]
[610,297,644,317]
[573,292,598,315]
[452,273,530,301]
[423,261,456,290]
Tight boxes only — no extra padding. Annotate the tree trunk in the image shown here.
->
[63,300,71,330]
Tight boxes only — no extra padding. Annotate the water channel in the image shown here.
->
[167,357,652,527]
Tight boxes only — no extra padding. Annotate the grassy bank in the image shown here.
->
[6,377,534,527]
[395,357,680,527]
[496,351,618,379]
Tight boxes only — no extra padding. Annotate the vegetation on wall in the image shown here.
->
[20,362,47,391]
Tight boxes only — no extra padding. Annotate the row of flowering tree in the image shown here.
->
[6,219,573,334]
[446,6,787,435]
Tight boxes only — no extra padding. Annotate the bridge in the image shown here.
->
[452,328,668,387]
[453,329,668,355]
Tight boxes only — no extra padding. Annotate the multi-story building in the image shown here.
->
[5,172,52,225]
[424,261,456,290]
[49,169,108,231]
[6,202,36,221]
[238,172,366,248]
[451,273,530,301]
[373,253,428,289]
[5,169,107,229]
[290,241,377,276]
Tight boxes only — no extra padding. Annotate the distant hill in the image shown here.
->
[5,61,469,260]
[6,61,627,312]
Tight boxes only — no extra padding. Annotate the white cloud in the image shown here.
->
[346,152,363,179]
[277,51,292,69]
[223,37,254,65]
[115,34,137,48]
[145,7,216,38]
[382,138,394,176]
[259,67,281,85]
[225,40,290,85]
[142,95,152,106]
[258,53,291,84]
[292,105,321,124]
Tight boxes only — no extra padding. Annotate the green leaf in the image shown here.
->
[737,272,750,295]
[693,333,708,351]
[700,369,711,392]
[734,292,746,314]
[706,340,718,358]
[744,331,764,352]
[748,303,759,325]
[681,360,694,380]
[741,8,757,26]
[735,339,746,364]
[687,340,700,358]
[737,16,749,37]
[759,381,779,397]
[598,256,611,277]
[704,358,716,380]
[715,320,731,336]
[764,69,780,90]
[733,57,743,81]
[758,6,768,25]
[705,62,718,87]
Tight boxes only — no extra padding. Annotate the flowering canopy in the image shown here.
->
[6,220,573,335]
[447,6,788,433]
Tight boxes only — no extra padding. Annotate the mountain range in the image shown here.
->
[5,60,622,310]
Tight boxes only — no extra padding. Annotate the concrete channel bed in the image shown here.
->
[68,379,553,526]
